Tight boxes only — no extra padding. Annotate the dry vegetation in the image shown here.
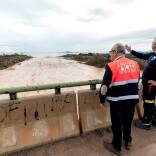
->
[62,53,146,69]
[0,53,32,70]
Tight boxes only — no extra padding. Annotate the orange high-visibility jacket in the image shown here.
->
[106,56,140,103]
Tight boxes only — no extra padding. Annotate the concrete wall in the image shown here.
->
[0,89,143,154]
[78,89,143,133]
[78,89,111,133]
[0,92,79,154]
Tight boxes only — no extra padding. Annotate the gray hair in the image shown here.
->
[111,43,126,54]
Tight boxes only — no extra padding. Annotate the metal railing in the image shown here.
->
[0,80,102,100]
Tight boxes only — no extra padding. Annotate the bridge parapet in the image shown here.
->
[78,90,111,133]
[0,80,143,154]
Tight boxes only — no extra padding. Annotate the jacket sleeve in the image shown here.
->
[131,50,153,60]
[99,65,112,104]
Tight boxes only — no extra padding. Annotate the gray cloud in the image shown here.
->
[1,28,156,53]
[0,0,155,53]
[77,7,113,23]
[110,0,137,5]
[76,17,96,23]
[0,0,63,26]
[94,27,156,52]
[109,28,156,41]
[89,8,113,17]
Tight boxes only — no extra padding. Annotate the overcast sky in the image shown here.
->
[0,0,156,53]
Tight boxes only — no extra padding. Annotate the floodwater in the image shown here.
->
[1,57,156,156]
[0,56,104,99]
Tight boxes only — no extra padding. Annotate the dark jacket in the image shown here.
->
[99,65,112,103]
[131,50,156,85]
[99,57,139,104]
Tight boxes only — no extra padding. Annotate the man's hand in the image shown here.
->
[125,44,132,53]
[100,85,107,95]
[148,80,156,86]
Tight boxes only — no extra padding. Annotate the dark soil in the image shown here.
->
[62,53,146,69]
[0,53,32,70]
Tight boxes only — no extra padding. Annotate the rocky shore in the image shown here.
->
[0,53,32,70]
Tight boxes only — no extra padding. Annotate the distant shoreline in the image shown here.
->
[0,53,32,70]
[61,53,146,69]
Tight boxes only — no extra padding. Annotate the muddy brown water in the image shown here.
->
[1,57,156,156]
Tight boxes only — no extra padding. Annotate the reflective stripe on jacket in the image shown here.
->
[106,57,140,102]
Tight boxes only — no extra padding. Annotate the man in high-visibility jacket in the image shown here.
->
[99,43,140,155]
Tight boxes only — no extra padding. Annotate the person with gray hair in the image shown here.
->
[111,43,126,54]
[125,38,156,130]
[99,43,140,155]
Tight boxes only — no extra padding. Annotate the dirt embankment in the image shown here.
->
[0,53,32,70]
[62,53,146,69]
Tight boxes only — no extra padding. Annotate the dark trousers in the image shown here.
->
[142,84,156,123]
[110,102,136,151]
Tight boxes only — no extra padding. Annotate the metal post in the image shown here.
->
[55,88,61,94]
[90,84,96,90]
[9,93,17,100]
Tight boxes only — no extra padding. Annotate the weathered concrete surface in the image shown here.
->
[127,143,156,156]
[78,89,111,133]
[0,92,79,154]
[0,89,144,154]
[0,89,145,155]
[5,125,156,156]
[78,89,142,133]
[134,84,144,119]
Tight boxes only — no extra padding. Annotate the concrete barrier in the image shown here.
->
[134,84,144,119]
[78,89,111,133]
[78,89,144,133]
[0,91,79,154]
[0,87,144,154]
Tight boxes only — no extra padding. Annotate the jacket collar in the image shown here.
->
[113,55,125,61]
